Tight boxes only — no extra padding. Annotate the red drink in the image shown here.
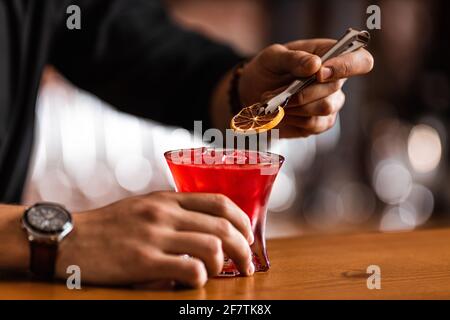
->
[164,147,284,275]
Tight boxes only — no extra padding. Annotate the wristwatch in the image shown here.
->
[22,202,74,280]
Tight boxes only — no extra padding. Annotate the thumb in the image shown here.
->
[260,44,321,78]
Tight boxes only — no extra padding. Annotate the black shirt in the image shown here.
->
[0,0,241,203]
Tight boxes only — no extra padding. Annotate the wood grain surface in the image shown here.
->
[1,228,450,299]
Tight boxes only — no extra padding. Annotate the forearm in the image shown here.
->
[51,0,242,131]
[0,205,29,271]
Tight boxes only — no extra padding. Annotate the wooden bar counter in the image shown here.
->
[1,227,450,299]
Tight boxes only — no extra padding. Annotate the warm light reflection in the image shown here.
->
[379,206,416,232]
[270,136,316,172]
[60,94,98,185]
[303,188,340,230]
[401,184,434,226]
[36,168,73,204]
[79,163,115,199]
[373,160,412,205]
[268,168,296,212]
[408,124,442,173]
[114,155,153,192]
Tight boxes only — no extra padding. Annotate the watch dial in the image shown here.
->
[27,205,70,233]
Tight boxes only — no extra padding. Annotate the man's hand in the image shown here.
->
[56,191,254,288]
[238,39,374,138]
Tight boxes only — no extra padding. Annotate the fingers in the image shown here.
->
[285,79,346,107]
[284,86,343,130]
[286,90,346,116]
[175,210,254,275]
[279,126,312,139]
[280,90,344,137]
[161,231,225,276]
[177,193,254,244]
[153,253,208,288]
[283,113,338,135]
[260,44,321,77]
[285,38,374,83]
[285,38,337,56]
[261,86,288,102]
[317,48,374,82]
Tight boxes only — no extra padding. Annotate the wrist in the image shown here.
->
[54,212,85,279]
[210,60,251,132]
[0,205,29,271]
[228,61,247,115]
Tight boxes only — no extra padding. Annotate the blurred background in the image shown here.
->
[23,0,450,237]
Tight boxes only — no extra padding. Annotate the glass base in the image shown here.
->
[219,240,270,277]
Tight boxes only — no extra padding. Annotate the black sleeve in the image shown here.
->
[49,0,242,130]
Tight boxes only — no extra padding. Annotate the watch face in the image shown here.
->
[25,204,71,234]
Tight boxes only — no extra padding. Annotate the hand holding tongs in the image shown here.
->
[262,28,370,114]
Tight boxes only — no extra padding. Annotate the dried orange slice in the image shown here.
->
[231,104,285,134]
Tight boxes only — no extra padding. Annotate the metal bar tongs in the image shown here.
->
[262,28,370,114]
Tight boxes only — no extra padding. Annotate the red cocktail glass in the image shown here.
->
[164,147,284,276]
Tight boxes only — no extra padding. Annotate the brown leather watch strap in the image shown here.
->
[30,241,58,280]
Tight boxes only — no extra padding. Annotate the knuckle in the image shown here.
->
[214,194,231,211]
[132,246,157,268]
[146,204,165,222]
[366,53,375,71]
[186,261,207,288]
[151,190,169,199]
[312,117,328,134]
[204,236,223,255]
[339,61,352,77]
[267,43,284,54]
[302,54,321,74]
[321,98,335,115]
[261,44,287,70]
[328,115,337,128]
[305,117,318,130]
[217,218,233,237]
[145,225,164,244]
[297,89,307,105]
[237,245,253,262]
[205,237,224,275]
[315,116,336,134]
[330,80,342,93]
[131,198,149,214]
[150,190,164,197]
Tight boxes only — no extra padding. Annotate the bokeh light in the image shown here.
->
[407,124,442,174]
[268,167,296,212]
[24,0,450,235]
[303,188,340,231]
[78,163,115,200]
[379,206,416,232]
[336,182,376,224]
[400,184,434,226]
[114,155,153,192]
[373,160,412,205]
[270,136,316,172]
[36,168,73,204]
